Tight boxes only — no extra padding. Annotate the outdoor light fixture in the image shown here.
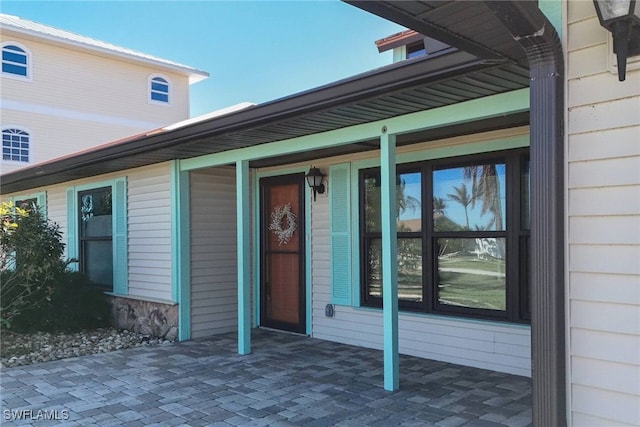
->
[593,0,640,81]
[305,167,325,201]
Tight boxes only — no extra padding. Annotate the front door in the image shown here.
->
[260,174,306,334]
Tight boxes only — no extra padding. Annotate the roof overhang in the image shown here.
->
[1,1,534,195]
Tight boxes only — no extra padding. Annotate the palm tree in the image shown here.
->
[447,183,473,230]
[433,196,446,218]
[464,165,503,231]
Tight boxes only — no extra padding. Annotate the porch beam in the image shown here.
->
[236,159,252,355]
[380,132,399,391]
[180,89,528,171]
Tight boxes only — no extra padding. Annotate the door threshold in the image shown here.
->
[257,326,309,337]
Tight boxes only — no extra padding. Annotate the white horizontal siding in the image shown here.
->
[190,167,238,339]
[308,164,531,377]
[0,33,192,171]
[567,2,640,424]
[2,164,173,301]
[126,164,172,301]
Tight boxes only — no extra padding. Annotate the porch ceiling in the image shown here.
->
[0,1,529,195]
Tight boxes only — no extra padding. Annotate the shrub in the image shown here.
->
[0,202,111,331]
[10,271,112,332]
[1,202,63,328]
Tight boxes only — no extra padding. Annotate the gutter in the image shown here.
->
[484,2,566,426]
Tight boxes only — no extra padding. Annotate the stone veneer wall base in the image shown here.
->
[109,295,178,341]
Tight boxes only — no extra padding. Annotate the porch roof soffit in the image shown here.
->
[0,1,530,195]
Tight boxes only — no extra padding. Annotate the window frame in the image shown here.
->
[77,186,113,289]
[358,148,530,323]
[148,74,171,105]
[405,40,426,59]
[1,42,31,80]
[66,178,127,295]
[2,127,30,163]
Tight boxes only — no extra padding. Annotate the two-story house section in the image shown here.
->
[375,29,450,63]
[0,13,208,174]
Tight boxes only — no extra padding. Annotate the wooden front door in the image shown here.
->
[260,174,306,333]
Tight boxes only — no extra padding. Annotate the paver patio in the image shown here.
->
[1,328,531,426]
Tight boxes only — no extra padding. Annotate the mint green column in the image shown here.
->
[236,160,251,355]
[171,160,191,341]
[380,132,399,391]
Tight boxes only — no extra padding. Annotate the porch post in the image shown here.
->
[380,132,399,391]
[170,160,191,341]
[236,159,251,355]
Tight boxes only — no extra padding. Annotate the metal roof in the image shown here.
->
[1,1,532,195]
[0,13,209,84]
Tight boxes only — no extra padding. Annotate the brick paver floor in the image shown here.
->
[1,328,531,426]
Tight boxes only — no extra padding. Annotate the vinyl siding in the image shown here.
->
[2,163,173,301]
[190,167,238,339]
[567,1,640,425]
[127,165,172,301]
[309,158,532,377]
[0,32,191,173]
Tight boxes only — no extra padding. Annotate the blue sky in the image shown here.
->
[1,1,406,117]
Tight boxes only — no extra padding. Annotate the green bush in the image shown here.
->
[1,203,63,328]
[1,202,111,331]
[10,271,112,332]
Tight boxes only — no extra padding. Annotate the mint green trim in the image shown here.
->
[350,166,361,308]
[112,177,128,295]
[179,89,529,172]
[237,160,251,354]
[392,46,406,63]
[329,163,352,306]
[65,187,78,270]
[380,134,399,392]
[66,178,127,292]
[6,191,47,217]
[539,0,562,38]
[170,160,191,341]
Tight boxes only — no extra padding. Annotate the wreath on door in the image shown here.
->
[268,203,297,245]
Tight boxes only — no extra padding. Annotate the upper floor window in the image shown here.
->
[149,75,170,104]
[2,43,30,78]
[2,128,29,162]
[406,41,426,59]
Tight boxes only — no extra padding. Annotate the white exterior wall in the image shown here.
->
[566,1,640,426]
[2,162,173,302]
[126,164,172,301]
[0,32,191,173]
[190,167,238,339]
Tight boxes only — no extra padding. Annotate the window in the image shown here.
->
[406,41,426,59]
[2,43,29,77]
[359,149,530,322]
[149,75,170,103]
[78,187,113,288]
[2,128,29,162]
[68,179,127,294]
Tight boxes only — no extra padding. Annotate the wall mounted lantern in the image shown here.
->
[305,167,325,201]
[593,0,640,81]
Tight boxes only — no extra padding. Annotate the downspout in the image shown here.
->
[484,2,566,426]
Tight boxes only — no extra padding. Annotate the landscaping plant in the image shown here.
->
[0,201,110,331]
